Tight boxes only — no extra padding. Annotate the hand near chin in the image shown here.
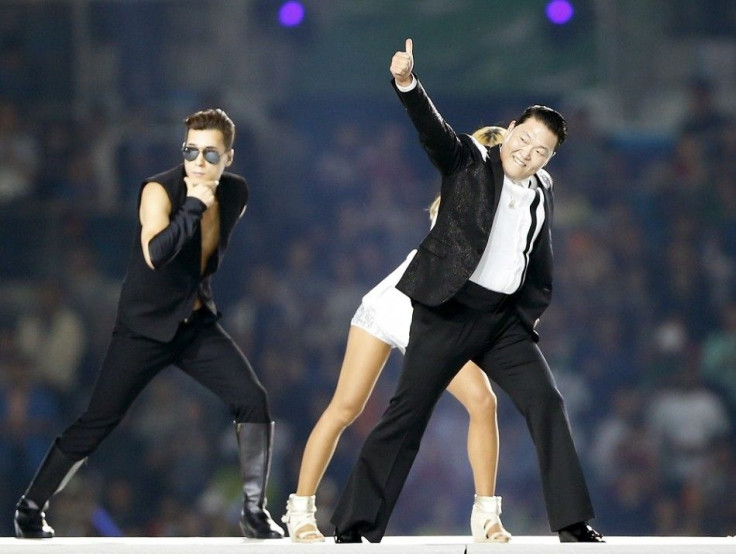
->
[184,176,218,207]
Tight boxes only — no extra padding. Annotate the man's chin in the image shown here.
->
[501,163,529,182]
[505,171,531,182]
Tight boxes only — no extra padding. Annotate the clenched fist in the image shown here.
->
[184,176,219,208]
[390,38,414,87]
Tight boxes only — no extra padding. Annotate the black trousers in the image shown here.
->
[331,294,594,542]
[57,311,270,461]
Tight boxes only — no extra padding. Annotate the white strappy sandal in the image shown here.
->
[282,494,325,543]
[470,495,512,543]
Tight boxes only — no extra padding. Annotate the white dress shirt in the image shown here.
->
[397,75,546,295]
[470,175,545,294]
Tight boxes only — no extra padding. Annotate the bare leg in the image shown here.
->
[446,361,498,496]
[446,362,510,542]
[296,326,392,496]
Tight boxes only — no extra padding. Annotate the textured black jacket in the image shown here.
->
[393,79,554,339]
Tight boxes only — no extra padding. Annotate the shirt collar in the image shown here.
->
[504,174,535,190]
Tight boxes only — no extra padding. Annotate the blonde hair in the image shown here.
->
[471,125,506,147]
[428,125,506,222]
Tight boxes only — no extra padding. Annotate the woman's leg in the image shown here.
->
[446,361,510,542]
[296,326,392,496]
[445,361,498,496]
[284,326,392,541]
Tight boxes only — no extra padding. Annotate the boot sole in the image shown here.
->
[14,524,54,539]
[239,521,284,539]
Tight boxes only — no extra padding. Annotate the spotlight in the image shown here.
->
[279,1,305,28]
[546,0,574,25]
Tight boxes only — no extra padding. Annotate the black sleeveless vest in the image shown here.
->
[115,165,248,342]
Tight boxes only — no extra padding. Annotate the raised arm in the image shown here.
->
[390,38,465,175]
[390,38,415,88]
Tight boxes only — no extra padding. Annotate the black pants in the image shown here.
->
[331,296,594,542]
[57,312,270,460]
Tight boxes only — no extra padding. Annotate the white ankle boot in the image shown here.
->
[470,495,512,543]
[282,494,324,543]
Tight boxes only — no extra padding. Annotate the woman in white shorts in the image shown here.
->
[283,127,510,543]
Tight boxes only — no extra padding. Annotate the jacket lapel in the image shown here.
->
[490,145,505,216]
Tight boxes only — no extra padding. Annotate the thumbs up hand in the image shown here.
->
[390,38,414,87]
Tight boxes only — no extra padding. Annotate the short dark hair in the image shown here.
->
[184,108,235,150]
[516,105,567,151]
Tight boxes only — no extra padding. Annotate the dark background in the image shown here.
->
[1,0,736,538]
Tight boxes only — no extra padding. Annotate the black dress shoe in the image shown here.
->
[334,527,362,543]
[14,497,54,539]
[558,522,605,542]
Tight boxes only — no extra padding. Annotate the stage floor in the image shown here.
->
[1,535,735,553]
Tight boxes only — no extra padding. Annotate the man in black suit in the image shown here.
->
[14,109,284,540]
[331,39,603,543]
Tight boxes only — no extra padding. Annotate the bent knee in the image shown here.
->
[324,399,365,428]
[232,386,271,423]
[526,385,565,416]
[461,388,498,418]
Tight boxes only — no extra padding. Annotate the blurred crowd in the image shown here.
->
[2,1,736,541]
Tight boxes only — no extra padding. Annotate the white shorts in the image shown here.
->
[350,250,416,353]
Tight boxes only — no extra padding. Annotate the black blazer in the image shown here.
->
[393,78,554,339]
[116,165,248,342]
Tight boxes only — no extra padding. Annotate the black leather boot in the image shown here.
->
[235,422,285,539]
[14,441,85,539]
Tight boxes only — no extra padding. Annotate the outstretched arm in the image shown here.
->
[390,38,465,175]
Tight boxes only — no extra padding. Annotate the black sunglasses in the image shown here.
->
[181,143,229,165]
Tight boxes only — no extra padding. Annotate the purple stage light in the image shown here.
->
[279,1,305,27]
[546,0,574,25]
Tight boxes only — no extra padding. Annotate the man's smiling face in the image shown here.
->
[499,117,558,182]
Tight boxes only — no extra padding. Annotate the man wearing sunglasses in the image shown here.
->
[14,109,285,540]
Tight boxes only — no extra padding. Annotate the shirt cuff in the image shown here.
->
[395,75,417,92]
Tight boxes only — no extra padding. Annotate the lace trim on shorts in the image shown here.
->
[350,303,399,348]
